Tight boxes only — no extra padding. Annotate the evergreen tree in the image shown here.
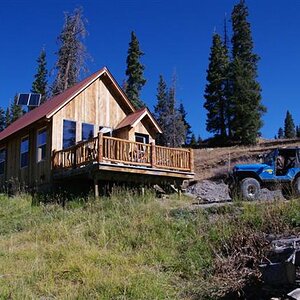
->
[284,110,296,138]
[125,31,146,109]
[164,85,186,147]
[0,107,5,131]
[296,126,300,138]
[178,103,192,145]
[154,75,168,145]
[52,8,87,96]
[204,33,229,139]
[5,107,11,128]
[189,133,197,148]
[154,75,186,147]
[277,127,284,139]
[32,49,48,103]
[10,95,24,123]
[229,0,266,145]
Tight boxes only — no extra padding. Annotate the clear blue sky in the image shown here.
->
[0,0,299,139]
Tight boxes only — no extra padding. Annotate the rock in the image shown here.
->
[187,180,230,203]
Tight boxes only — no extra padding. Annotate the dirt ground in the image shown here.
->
[188,138,300,202]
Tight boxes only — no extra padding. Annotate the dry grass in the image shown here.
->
[194,139,300,181]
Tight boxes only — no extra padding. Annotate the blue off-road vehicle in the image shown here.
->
[227,147,300,200]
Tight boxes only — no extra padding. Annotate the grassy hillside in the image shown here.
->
[0,192,300,299]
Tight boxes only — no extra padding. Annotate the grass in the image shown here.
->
[0,191,299,299]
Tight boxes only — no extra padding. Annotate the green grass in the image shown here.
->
[0,191,299,299]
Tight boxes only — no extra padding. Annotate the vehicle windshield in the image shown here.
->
[263,150,276,165]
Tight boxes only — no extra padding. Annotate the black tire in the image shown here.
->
[293,176,300,198]
[240,178,260,201]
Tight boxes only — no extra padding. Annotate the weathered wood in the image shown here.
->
[189,148,194,173]
[94,178,99,198]
[98,132,103,163]
[151,142,156,168]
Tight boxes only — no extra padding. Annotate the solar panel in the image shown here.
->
[17,94,30,105]
[28,94,41,107]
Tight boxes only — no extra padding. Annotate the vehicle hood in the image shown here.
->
[233,163,270,172]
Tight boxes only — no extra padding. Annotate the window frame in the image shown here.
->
[0,147,6,175]
[81,122,94,141]
[63,119,76,149]
[20,135,29,169]
[135,133,149,144]
[37,127,47,163]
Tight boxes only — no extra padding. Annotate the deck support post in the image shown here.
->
[94,178,99,198]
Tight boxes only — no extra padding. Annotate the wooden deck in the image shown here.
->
[52,134,194,183]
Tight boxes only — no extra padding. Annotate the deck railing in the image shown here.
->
[53,133,194,172]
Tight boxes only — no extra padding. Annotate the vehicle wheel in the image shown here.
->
[293,177,300,198]
[240,178,260,201]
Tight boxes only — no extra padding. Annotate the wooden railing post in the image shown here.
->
[150,142,156,168]
[98,132,103,163]
[189,148,194,173]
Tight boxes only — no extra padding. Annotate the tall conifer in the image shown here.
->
[204,33,229,139]
[32,49,48,103]
[230,0,266,145]
[284,110,296,138]
[178,103,192,145]
[125,31,146,109]
[52,8,87,96]
[10,95,24,123]
[0,107,5,131]
[277,127,284,139]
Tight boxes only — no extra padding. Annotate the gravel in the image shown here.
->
[186,180,285,203]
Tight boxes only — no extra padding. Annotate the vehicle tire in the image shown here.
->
[240,178,260,201]
[293,176,300,198]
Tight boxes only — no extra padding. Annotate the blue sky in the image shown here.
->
[0,0,299,139]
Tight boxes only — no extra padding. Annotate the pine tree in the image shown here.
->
[32,49,48,103]
[204,33,229,140]
[10,95,24,123]
[154,75,168,145]
[178,103,192,145]
[229,0,266,145]
[125,31,146,109]
[0,107,5,131]
[284,110,296,138]
[189,133,197,148]
[164,85,186,147]
[52,8,87,96]
[296,126,300,138]
[5,107,11,128]
[154,75,186,147]
[277,127,284,139]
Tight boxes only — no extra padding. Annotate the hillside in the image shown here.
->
[1,192,300,299]
[193,138,300,181]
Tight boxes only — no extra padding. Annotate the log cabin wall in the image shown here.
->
[0,121,52,190]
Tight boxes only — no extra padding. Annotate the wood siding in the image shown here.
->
[0,121,52,189]
[51,77,129,151]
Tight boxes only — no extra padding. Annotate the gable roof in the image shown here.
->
[115,107,162,133]
[0,67,135,142]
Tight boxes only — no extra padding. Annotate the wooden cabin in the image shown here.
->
[0,67,194,196]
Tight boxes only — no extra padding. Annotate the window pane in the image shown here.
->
[63,120,76,149]
[82,123,94,141]
[21,152,28,168]
[21,138,29,153]
[38,129,46,146]
[20,137,29,168]
[0,149,5,175]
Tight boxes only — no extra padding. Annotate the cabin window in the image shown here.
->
[20,136,29,168]
[37,128,47,162]
[82,123,94,141]
[0,148,5,175]
[63,120,76,149]
[135,133,149,144]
